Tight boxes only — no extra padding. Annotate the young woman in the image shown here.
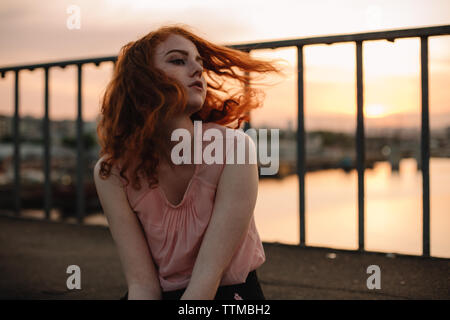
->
[93,25,282,300]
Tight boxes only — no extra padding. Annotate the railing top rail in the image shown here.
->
[0,24,449,74]
[229,24,450,51]
[0,56,117,75]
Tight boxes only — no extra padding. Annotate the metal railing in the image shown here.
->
[231,24,449,257]
[1,25,449,257]
[1,56,116,224]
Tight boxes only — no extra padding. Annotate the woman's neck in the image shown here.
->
[161,114,197,166]
[166,115,195,139]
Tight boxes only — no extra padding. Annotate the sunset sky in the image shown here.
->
[0,0,449,131]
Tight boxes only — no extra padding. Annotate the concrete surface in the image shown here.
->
[0,215,448,300]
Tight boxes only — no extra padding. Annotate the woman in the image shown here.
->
[93,25,283,300]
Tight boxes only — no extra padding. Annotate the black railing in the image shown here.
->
[1,25,449,256]
[1,56,117,224]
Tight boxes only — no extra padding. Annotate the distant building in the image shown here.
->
[21,115,42,139]
[0,115,11,138]
[0,114,98,145]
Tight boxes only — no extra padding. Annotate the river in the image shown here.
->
[253,158,450,258]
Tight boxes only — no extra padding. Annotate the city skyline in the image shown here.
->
[1,111,449,138]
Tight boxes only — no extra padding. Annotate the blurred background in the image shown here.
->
[0,0,449,259]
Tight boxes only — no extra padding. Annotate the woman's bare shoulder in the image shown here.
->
[93,155,125,188]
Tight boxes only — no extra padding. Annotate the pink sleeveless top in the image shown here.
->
[119,122,265,292]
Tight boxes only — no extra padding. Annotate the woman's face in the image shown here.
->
[153,34,207,114]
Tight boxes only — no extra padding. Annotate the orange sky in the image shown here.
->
[0,0,449,130]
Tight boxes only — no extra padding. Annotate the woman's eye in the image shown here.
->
[170,59,185,65]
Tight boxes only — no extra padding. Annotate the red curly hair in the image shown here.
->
[97,24,283,190]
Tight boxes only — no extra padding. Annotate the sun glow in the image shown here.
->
[365,104,387,118]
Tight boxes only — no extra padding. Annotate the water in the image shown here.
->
[254,158,450,258]
[19,158,450,258]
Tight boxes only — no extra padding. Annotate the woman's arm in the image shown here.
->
[180,134,259,300]
[93,157,162,300]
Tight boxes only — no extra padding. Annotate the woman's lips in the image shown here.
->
[188,81,204,91]
[189,84,203,91]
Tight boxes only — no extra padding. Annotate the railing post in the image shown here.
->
[76,64,85,224]
[356,40,365,252]
[243,70,251,131]
[243,49,251,131]
[297,45,306,247]
[420,36,430,257]
[44,67,52,220]
[13,70,21,216]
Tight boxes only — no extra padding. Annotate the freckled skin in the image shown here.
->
[153,34,207,115]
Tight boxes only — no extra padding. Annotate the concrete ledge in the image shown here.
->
[0,215,448,300]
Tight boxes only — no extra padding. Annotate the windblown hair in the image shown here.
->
[96,24,283,191]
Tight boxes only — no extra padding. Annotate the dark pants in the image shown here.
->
[120,269,265,300]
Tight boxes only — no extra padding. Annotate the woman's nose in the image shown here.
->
[190,60,203,78]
